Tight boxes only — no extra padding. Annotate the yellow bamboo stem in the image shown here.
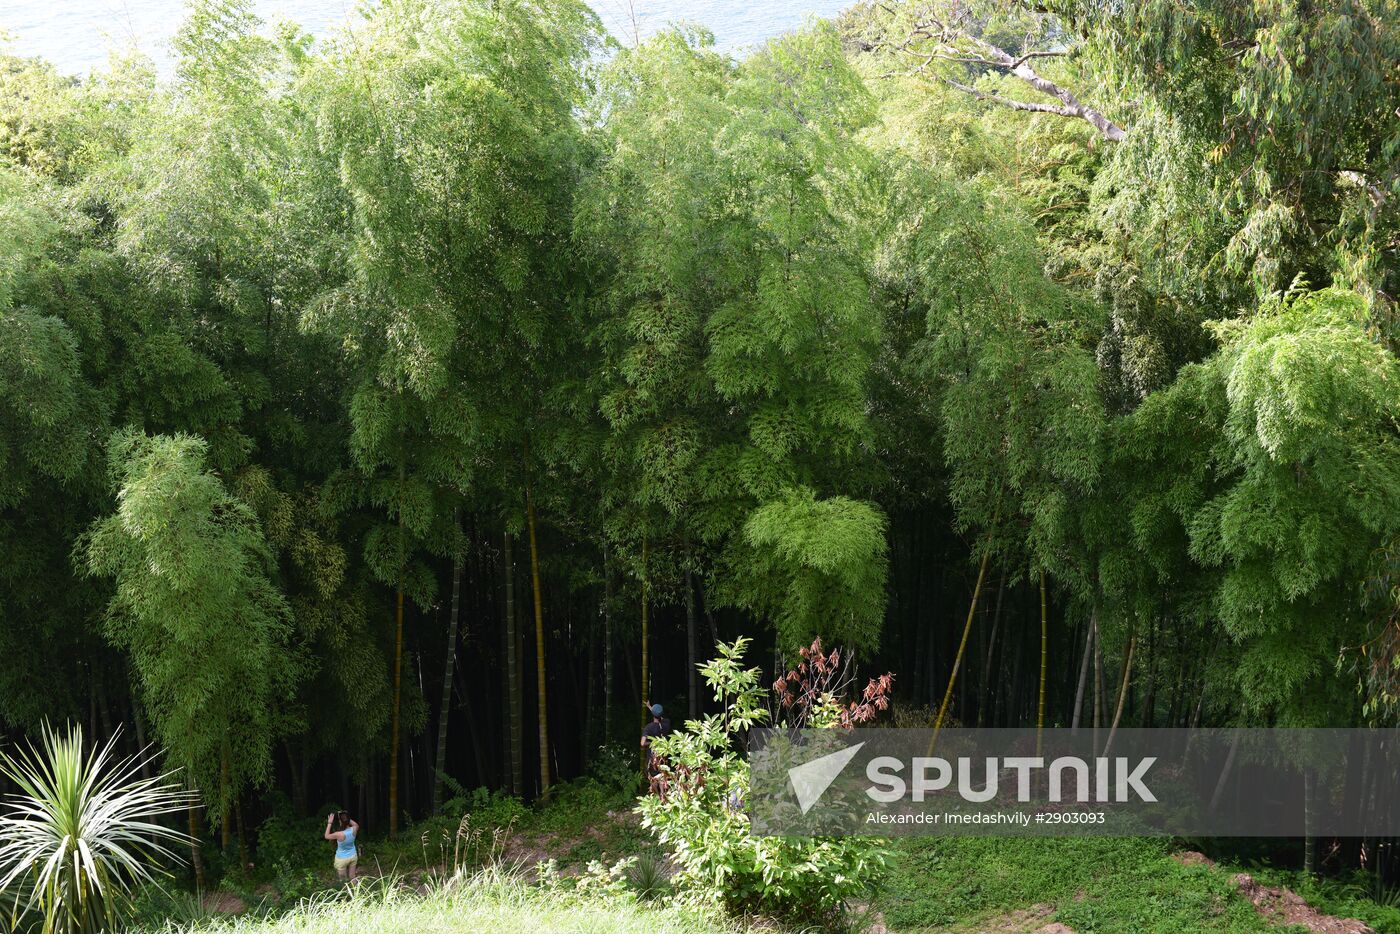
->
[928,546,991,756]
[526,482,551,796]
[1103,631,1136,758]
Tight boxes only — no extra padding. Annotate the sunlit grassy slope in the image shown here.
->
[880,836,1400,934]
[147,873,749,934]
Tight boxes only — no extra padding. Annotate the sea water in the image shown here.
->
[2,0,850,77]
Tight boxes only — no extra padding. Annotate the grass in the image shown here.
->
[124,836,1400,934]
[130,768,1400,934]
[140,870,751,934]
[877,837,1278,933]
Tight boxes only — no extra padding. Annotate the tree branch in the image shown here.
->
[1338,170,1388,209]
[942,78,1080,119]
[1012,49,1069,67]
[896,16,1128,142]
[961,35,1125,141]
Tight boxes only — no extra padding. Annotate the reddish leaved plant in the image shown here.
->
[772,637,894,729]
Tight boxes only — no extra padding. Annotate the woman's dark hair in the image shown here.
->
[333,811,352,833]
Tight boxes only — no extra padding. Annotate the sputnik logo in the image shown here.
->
[788,741,866,814]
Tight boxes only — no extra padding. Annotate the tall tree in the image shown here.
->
[302,0,604,816]
[82,432,298,833]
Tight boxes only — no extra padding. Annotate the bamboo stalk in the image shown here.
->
[388,583,404,834]
[1303,769,1316,875]
[1092,617,1103,755]
[236,796,248,869]
[220,746,231,852]
[526,481,550,796]
[603,538,613,745]
[640,534,649,775]
[1209,730,1241,811]
[1071,607,1094,733]
[188,795,205,892]
[977,576,1006,727]
[1036,572,1047,757]
[927,546,991,756]
[1102,630,1136,758]
[388,452,406,837]
[686,566,699,720]
[432,513,464,814]
[129,681,153,782]
[1140,618,1157,727]
[504,531,522,797]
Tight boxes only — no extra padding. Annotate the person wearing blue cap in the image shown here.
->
[641,699,671,771]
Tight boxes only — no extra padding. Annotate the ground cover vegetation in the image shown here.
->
[0,0,1398,929]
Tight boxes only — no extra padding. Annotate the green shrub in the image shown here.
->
[534,778,626,835]
[536,854,639,903]
[270,863,323,906]
[637,638,885,923]
[435,775,470,820]
[589,743,643,796]
[462,787,526,831]
[253,806,328,879]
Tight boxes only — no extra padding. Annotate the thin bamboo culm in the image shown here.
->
[639,534,649,776]
[1036,572,1047,757]
[928,546,991,756]
[526,483,550,796]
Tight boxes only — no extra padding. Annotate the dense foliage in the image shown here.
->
[0,0,1395,893]
[638,639,887,919]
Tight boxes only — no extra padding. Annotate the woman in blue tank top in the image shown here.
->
[324,810,360,880]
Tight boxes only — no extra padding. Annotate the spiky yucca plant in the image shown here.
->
[0,724,193,934]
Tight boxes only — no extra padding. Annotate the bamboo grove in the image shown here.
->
[0,0,1397,872]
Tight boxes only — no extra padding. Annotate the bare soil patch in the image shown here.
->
[1171,851,1375,933]
[1231,873,1375,934]
[949,903,1072,933]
